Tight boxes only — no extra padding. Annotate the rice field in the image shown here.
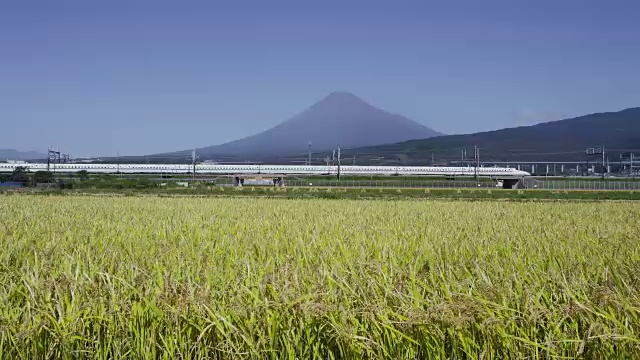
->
[1,195,639,359]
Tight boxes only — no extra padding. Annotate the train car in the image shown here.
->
[0,163,530,177]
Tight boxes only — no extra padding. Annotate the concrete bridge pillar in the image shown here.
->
[272,177,285,187]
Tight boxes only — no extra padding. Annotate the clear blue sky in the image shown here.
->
[2,0,639,157]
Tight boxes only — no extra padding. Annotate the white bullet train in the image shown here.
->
[0,163,530,177]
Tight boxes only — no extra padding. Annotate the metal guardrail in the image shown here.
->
[286,180,499,189]
[213,177,640,190]
[215,179,501,189]
[523,179,640,191]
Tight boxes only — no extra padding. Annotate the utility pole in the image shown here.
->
[431,152,434,166]
[332,150,336,165]
[308,141,312,166]
[337,146,341,180]
[352,155,355,166]
[54,149,60,174]
[47,148,60,174]
[473,145,479,179]
[601,144,606,179]
[625,152,636,178]
[191,149,197,178]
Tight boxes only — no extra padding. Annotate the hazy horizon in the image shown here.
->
[2,1,639,157]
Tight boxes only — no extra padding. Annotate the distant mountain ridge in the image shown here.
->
[158,92,442,159]
[343,107,640,164]
[0,149,47,161]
